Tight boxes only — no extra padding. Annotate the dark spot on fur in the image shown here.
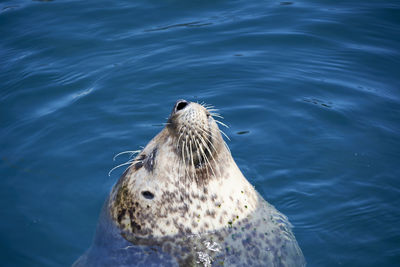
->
[133,161,143,170]
[206,209,216,218]
[178,223,185,233]
[117,209,126,223]
[144,147,157,172]
[130,218,141,232]
[178,204,189,213]
[132,154,146,170]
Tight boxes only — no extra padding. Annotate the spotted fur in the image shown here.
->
[74,100,305,267]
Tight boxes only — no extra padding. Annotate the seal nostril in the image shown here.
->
[176,100,188,111]
[142,191,154,200]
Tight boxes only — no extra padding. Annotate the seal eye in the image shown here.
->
[141,191,154,200]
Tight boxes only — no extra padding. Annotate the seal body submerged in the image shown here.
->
[74,100,305,267]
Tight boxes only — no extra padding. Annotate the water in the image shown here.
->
[1,0,399,266]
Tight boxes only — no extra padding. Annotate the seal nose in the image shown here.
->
[174,99,189,113]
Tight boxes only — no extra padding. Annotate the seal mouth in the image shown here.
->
[179,124,213,170]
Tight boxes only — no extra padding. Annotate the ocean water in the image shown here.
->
[1,0,399,266]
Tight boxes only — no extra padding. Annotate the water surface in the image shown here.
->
[1,0,400,266]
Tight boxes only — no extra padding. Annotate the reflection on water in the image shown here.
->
[146,21,214,32]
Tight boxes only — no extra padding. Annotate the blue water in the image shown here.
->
[1,0,399,266]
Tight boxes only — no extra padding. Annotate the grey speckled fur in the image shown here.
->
[74,100,305,267]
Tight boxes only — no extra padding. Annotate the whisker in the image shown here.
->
[193,126,218,155]
[224,141,231,154]
[113,150,141,161]
[195,138,215,178]
[195,124,213,137]
[195,129,218,159]
[201,102,213,107]
[197,136,217,177]
[177,126,185,148]
[192,126,214,149]
[214,119,229,129]
[185,141,192,179]
[182,140,189,179]
[210,113,224,119]
[194,138,203,168]
[219,129,231,141]
[189,139,196,181]
[108,160,137,177]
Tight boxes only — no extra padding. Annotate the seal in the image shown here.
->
[73,100,305,267]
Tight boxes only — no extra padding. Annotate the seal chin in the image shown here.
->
[168,100,215,170]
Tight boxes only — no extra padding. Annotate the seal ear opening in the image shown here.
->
[141,191,154,200]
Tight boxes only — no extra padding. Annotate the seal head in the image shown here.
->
[109,100,247,239]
